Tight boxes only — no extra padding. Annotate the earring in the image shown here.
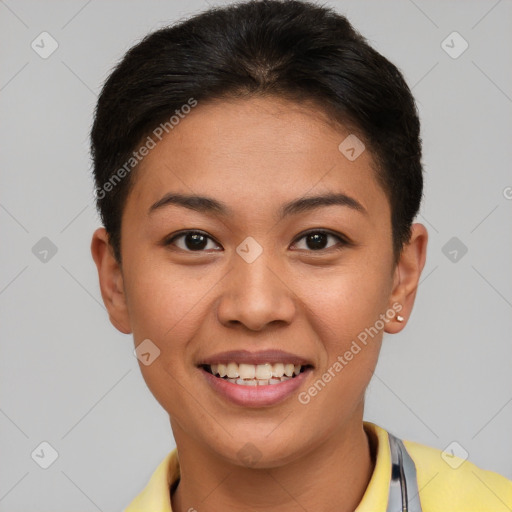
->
[396,315,404,323]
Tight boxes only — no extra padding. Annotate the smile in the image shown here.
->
[198,350,313,406]
[203,362,306,386]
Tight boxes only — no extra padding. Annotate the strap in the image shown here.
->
[386,432,423,512]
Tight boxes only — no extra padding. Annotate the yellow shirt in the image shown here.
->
[124,421,512,511]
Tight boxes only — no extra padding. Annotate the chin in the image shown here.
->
[205,429,312,469]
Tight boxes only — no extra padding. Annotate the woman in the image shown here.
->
[90,1,512,510]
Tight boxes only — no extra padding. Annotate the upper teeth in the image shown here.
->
[210,362,302,379]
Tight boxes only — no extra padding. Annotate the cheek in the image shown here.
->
[124,257,209,343]
[295,269,386,424]
[125,263,208,418]
[295,251,392,393]
[301,257,393,342]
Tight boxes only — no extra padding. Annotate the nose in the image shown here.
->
[216,250,296,331]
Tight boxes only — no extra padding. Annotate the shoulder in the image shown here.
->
[123,448,179,512]
[403,438,512,511]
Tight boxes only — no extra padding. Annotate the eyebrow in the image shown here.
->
[148,192,367,219]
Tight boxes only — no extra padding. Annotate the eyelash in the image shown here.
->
[164,229,350,253]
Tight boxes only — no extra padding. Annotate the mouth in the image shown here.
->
[200,362,311,386]
[198,350,314,407]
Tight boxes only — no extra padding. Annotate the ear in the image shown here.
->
[385,223,428,334]
[90,227,132,334]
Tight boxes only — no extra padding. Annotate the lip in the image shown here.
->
[200,365,313,408]
[198,349,312,366]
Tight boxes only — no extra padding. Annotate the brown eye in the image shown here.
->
[292,230,347,251]
[166,231,221,252]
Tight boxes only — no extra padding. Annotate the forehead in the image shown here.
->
[125,96,388,221]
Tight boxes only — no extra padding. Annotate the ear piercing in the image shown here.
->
[396,315,404,323]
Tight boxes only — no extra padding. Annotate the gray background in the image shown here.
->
[1,0,511,510]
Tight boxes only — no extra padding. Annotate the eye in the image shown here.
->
[165,230,222,252]
[292,230,348,252]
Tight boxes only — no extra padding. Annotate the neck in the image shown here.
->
[170,417,376,512]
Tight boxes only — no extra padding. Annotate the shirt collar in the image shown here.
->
[124,421,391,511]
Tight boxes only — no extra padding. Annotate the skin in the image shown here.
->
[91,96,428,512]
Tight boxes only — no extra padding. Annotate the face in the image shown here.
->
[92,96,427,467]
